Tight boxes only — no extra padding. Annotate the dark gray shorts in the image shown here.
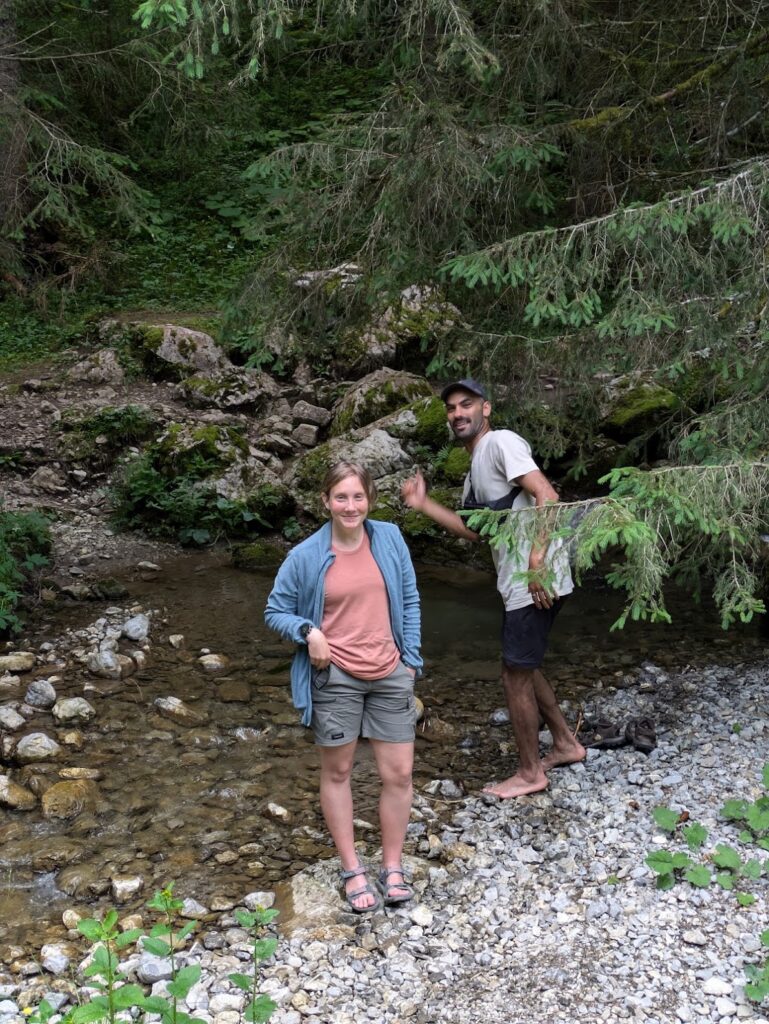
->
[501,597,567,669]
[310,661,416,747]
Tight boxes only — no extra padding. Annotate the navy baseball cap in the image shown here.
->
[440,378,488,402]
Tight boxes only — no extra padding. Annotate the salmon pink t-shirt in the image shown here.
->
[321,534,401,679]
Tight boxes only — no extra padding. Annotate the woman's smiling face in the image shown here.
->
[322,473,370,533]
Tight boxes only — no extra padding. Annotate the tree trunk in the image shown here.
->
[0,0,27,275]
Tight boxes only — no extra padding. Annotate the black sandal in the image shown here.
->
[625,717,657,754]
[377,865,413,906]
[340,863,381,914]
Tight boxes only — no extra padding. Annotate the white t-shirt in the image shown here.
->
[462,430,574,611]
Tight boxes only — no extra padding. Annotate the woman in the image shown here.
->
[265,461,422,913]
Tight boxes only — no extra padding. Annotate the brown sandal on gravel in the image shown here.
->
[580,717,627,749]
[340,864,381,914]
[625,717,657,754]
[377,866,414,906]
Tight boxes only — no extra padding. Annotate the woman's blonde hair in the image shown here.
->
[321,461,378,504]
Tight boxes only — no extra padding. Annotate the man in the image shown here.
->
[401,379,585,798]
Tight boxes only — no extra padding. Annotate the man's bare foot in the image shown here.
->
[482,773,550,799]
[541,739,587,772]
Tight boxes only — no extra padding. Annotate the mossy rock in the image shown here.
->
[330,369,433,436]
[153,423,249,479]
[408,396,450,451]
[602,379,681,437]
[435,446,471,484]
[245,483,295,527]
[59,404,160,463]
[292,441,337,496]
[177,368,280,410]
[231,539,286,571]
[101,321,229,381]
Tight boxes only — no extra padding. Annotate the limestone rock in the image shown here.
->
[154,324,230,375]
[40,943,74,975]
[121,613,150,642]
[177,368,280,410]
[599,372,681,439]
[25,679,57,709]
[86,649,122,679]
[111,876,144,903]
[0,774,37,810]
[292,423,319,447]
[52,698,96,724]
[330,368,433,435]
[154,696,209,727]
[335,285,462,376]
[0,653,35,673]
[29,467,68,493]
[67,349,125,385]
[0,707,25,731]
[41,779,99,819]
[16,733,62,763]
[292,400,332,427]
[198,654,230,674]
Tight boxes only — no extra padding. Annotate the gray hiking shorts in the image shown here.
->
[310,661,416,747]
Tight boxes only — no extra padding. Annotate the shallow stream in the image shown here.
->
[1,553,766,953]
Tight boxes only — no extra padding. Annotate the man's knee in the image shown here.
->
[502,663,536,688]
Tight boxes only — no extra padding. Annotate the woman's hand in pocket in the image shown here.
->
[404,665,416,679]
[307,628,331,668]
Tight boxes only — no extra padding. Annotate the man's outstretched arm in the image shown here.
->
[401,470,480,542]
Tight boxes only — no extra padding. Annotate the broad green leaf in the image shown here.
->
[712,844,742,871]
[647,847,675,872]
[683,865,711,888]
[741,859,762,880]
[245,994,277,1024]
[141,936,171,957]
[652,806,679,832]
[736,892,756,907]
[141,996,170,1013]
[715,872,735,890]
[254,937,277,961]
[683,823,708,850]
[113,985,146,1009]
[721,798,748,821]
[176,920,197,941]
[70,1003,110,1024]
[167,964,202,999]
[115,928,143,948]
[77,919,103,941]
[655,872,676,890]
[228,973,254,992]
[746,800,769,833]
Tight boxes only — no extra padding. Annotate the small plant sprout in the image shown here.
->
[141,883,206,1024]
[73,910,145,1024]
[228,905,280,1024]
[744,929,769,1003]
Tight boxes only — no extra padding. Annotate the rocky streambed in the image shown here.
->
[2,653,769,1024]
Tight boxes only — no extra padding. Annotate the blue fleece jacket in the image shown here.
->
[264,519,422,726]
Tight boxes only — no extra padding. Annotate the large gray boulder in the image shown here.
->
[330,369,433,436]
[176,367,280,411]
[289,429,412,516]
